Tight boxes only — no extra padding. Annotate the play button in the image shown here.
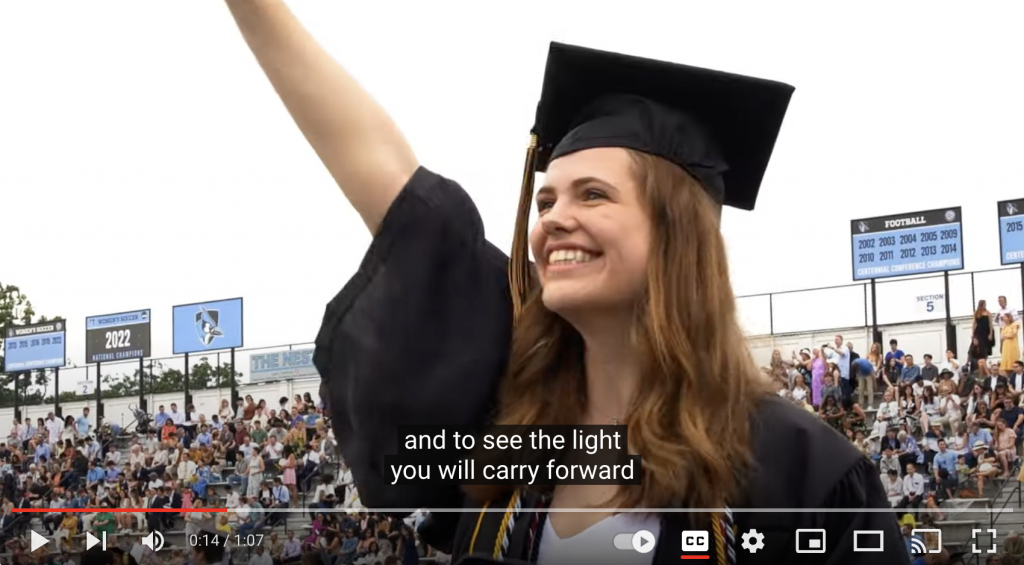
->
[631,530,656,554]
[30,531,49,552]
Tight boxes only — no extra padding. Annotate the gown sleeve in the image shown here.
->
[809,456,910,564]
[313,166,513,511]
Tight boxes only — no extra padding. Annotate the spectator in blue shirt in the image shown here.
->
[33,440,51,465]
[885,339,905,369]
[900,354,921,384]
[196,426,212,447]
[154,405,170,428]
[76,408,91,437]
[104,461,121,482]
[969,421,993,456]
[86,461,106,486]
[931,439,957,485]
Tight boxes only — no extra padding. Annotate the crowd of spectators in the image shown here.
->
[768,296,1024,564]
[0,391,442,565]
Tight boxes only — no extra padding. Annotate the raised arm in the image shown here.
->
[224,0,418,234]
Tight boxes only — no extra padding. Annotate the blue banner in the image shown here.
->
[4,320,67,371]
[851,207,964,281]
[998,199,1024,265]
[172,298,244,354]
[249,348,318,383]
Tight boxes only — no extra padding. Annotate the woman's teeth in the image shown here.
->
[548,249,596,265]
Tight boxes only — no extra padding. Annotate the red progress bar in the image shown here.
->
[680,556,710,560]
[14,508,229,513]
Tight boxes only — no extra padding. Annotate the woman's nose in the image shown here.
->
[540,200,579,234]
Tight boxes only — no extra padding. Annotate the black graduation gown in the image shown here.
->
[313,168,909,565]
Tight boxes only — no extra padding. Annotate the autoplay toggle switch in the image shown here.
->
[612,530,657,554]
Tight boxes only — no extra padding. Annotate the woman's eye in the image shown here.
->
[536,200,554,211]
[583,188,607,201]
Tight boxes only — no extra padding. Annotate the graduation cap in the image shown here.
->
[508,42,794,319]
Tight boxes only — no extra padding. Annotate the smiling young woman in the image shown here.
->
[224,2,907,564]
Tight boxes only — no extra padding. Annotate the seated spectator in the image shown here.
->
[196,426,213,448]
[881,469,902,507]
[993,418,1018,476]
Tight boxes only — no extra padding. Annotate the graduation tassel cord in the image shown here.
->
[468,501,491,554]
[509,134,539,325]
[493,489,522,561]
[713,508,736,565]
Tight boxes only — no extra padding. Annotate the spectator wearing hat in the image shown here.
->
[964,440,1000,496]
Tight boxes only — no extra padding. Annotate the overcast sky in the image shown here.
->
[2,1,1023,372]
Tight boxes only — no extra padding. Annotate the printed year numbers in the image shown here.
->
[1008,221,1024,233]
[859,253,875,263]
[859,239,875,249]
[940,229,958,240]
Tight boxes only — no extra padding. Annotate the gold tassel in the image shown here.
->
[509,134,539,325]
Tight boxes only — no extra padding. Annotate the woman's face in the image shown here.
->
[530,148,651,315]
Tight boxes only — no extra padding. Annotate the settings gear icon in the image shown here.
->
[741,529,765,553]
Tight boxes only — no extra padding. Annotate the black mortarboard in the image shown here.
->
[509,42,794,319]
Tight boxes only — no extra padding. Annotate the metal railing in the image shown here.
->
[735,265,1024,337]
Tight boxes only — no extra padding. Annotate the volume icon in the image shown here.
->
[141,531,164,552]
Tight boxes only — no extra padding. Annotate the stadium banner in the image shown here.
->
[851,207,964,281]
[3,320,66,371]
[85,309,151,363]
[249,348,318,383]
[172,297,244,355]
[997,198,1024,265]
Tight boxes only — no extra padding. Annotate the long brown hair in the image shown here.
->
[466,150,772,511]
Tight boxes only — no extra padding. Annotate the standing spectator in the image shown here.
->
[997,295,1018,330]
[810,348,827,407]
[219,399,234,422]
[824,335,852,400]
[76,409,91,438]
[1000,313,1022,375]
[939,349,960,377]
[885,339,905,369]
[852,357,876,409]
[44,413,62,447]
[974,300,996,378]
